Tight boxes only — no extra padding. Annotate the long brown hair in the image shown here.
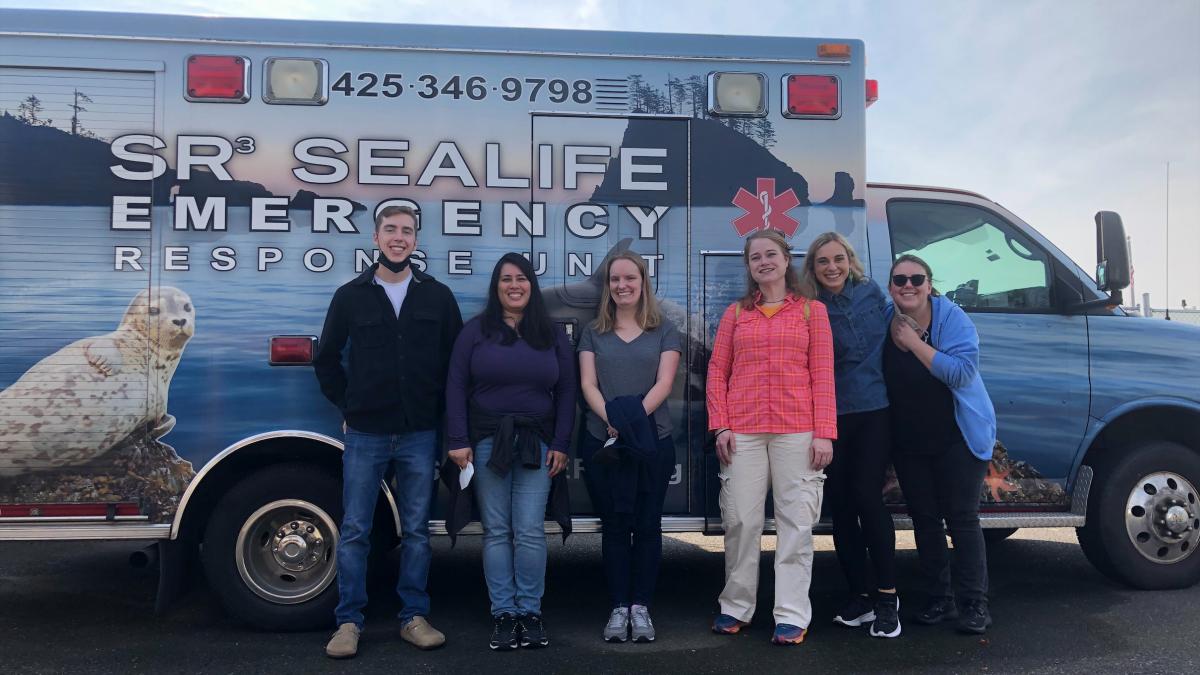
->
[738,229,807,309]
[593,251,663,333]
[800,231,866,296]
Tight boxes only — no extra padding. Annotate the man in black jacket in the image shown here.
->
[315,205,463,659]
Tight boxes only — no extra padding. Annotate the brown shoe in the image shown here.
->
[401,616,446,650]
[325,623,360,659]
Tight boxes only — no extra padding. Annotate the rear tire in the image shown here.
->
[201,463,342,630]
[1076,441,1200,589]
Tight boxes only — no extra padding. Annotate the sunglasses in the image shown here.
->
[892,274,928,287]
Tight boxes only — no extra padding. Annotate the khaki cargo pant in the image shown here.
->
[718,432,824,628]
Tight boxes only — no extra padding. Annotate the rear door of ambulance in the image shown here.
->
[0,44,161,527]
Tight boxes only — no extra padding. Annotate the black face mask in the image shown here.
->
[377,254,411,274]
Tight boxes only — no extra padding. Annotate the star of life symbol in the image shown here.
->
[731,177,801,237]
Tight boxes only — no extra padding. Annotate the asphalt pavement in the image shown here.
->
[0,529,1196,674]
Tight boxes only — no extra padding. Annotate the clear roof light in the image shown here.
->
[708,72,766,117]
[265,58,328,105]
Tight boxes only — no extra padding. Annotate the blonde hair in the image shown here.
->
[800,231,866,296]
[593,251,663,333]
[738,229,808,308]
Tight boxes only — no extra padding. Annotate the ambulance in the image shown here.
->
[1,9,1197,629]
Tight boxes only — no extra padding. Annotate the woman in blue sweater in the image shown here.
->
[883,254,997,635]
[445,252,576,651]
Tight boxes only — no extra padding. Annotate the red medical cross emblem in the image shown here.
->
[731,177,801,237]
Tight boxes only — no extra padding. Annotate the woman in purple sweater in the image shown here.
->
[445,252,576,651]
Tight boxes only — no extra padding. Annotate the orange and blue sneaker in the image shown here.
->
[771,623,807,645]
[711,613,748,635]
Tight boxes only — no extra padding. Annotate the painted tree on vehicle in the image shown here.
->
[628,74,777,148]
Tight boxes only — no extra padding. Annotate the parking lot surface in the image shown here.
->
[1,529,1196,674]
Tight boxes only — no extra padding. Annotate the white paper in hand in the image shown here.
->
[459,461,475,490]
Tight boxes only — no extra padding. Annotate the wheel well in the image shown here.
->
[175,437,343,543]
[1084,405,1200,470]
[176,436,403,547]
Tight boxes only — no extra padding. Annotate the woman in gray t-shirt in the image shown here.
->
[578,251,681,643]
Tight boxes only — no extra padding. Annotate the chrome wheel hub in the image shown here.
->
[236,499,339,604]
[1124,472,1199,564]
[271,519,325,573]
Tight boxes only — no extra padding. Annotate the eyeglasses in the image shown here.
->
[892,274,927,287]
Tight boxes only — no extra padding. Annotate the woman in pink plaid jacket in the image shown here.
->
[706,228,837,646]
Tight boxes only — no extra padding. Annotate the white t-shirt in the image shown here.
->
[374,273,412,317]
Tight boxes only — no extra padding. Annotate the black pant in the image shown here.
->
[579,431,675,609]
[893,441,989,606]
[824,408,896,595]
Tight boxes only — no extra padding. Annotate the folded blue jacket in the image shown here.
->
[604,395,659,513]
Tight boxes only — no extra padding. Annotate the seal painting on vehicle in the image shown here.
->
[0,287,196,521]
[1,9,1197,629]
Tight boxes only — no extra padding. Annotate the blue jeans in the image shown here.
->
[473,436,552,617]
[335,428,437,628]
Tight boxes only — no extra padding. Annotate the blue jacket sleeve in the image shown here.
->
[929,301,981,390]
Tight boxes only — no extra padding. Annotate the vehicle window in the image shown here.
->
[887,200,1052,310]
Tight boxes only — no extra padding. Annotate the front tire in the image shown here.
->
[201,463,342,630]
[1077,441,1200,589]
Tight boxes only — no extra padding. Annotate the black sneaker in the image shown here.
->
[833,594,875,627]
[914,597,958,625]
[956,600,992,634]
[869,594,901,638]
[518,614,550,648]
[489,613,520,651]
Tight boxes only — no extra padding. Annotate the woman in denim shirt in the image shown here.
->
[801,232,899,639]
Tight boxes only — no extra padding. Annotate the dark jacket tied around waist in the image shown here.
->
[440,402,572,545]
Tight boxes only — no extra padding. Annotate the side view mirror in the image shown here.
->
[1095,211,1131,293]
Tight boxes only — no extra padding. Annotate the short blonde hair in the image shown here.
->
[593,251,663,333]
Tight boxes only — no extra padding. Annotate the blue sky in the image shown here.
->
[3,0,1197,308]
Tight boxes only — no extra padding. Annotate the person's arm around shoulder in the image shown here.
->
[708,304,738,465]
[643,322,682,418]
[547,327,576,477]
[928,299,982,390]
[445,318,478,469]
[807,299,837,470]
[313,287,350,412]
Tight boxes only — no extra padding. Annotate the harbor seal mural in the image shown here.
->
[0,286,196,520]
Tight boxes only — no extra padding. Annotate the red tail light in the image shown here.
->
[186,55,250,102]
[784,75,840,118]
[270,336,317,365]
[866,79,879,107]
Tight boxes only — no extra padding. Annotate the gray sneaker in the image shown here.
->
[630,605,655,643]
[603,606,629,642]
